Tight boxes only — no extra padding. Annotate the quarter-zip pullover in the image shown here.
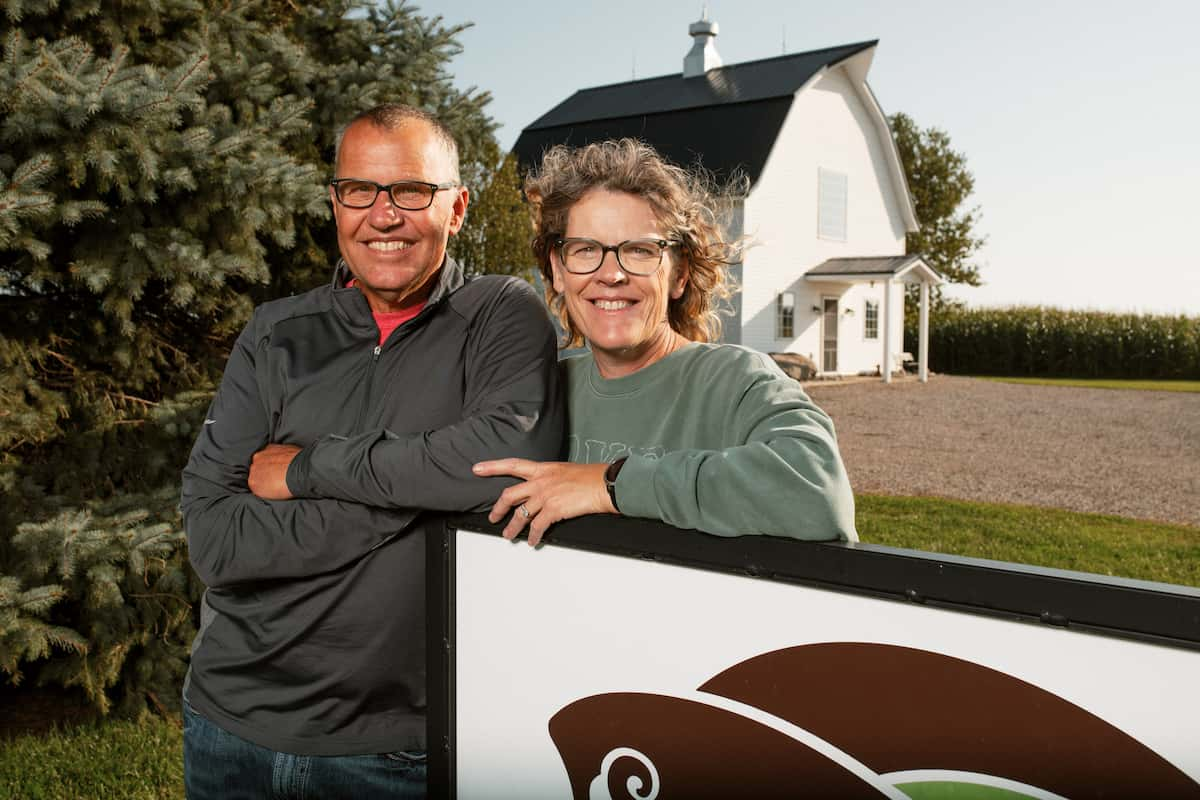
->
[181,257,564,755]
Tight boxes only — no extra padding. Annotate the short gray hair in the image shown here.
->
[333,104,460,181]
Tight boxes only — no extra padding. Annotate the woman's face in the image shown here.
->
[552,189,688,372]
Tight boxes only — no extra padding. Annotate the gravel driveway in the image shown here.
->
[805,376,1200,528]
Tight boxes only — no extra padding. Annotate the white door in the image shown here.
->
[822,297,839,373]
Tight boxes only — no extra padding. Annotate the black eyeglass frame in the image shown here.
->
[329,178,461,210]
[554,237,680,276]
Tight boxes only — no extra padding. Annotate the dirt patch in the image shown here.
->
[806,375,1200,527]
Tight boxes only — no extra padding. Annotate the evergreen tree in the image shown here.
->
[0,0,508,716]
[890,111,986,314]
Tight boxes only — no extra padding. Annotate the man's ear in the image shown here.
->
[447,186,469,235]
[329,185,341,221]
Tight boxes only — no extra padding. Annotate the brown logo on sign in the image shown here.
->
[549,643,1199,799]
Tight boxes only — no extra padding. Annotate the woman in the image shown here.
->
[473,139,856,546]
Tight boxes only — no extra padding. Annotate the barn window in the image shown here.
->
[864,300,879,340]
[776,292,795,339]
[818,168,848,241]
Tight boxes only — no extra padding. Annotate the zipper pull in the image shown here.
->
[373,345,382,359]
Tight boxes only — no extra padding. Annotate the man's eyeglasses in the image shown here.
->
[556,238,679,276]
[330,178,460,210]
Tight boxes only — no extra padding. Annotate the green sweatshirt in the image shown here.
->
[566,342,857,541]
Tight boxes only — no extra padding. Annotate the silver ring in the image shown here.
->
[518,504,531,519]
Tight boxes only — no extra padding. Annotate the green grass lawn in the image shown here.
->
[972,376,1200,393]
[857,493,1200,587]
[0,716,183,800]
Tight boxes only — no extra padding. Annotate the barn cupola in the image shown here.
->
[683,7,723,77]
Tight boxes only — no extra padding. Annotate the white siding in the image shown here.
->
[828,280,908,375]
[840,284,879,374]
[739,67,908,373]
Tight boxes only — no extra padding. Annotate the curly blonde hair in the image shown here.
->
[524,139,744,347]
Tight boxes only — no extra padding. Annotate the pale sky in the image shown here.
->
[434,0,1199,316]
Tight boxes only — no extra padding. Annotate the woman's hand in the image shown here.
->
[472,459,616,546]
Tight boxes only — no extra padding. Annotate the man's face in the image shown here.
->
[331,120,468,312]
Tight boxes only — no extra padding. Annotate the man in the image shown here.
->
[180,104,563,798]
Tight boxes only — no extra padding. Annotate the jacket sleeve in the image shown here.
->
[181,312,416,589]
[284,279,566,511]
[614,367,858,542]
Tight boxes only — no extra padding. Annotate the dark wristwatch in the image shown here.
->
[603,457,627,513]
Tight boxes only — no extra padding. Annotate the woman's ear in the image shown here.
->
[549,249,566,294]
[670,257,690,300]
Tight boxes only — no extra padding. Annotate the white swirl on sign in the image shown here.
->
[587,746,660,800]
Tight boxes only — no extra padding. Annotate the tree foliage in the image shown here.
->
[890,111,985,307]
[0,0,520,716]
[453,140,535,280]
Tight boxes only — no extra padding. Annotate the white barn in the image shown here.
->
[514,15,942,381]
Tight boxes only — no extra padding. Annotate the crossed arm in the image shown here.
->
[248,284,564,511]
[249,449,610,549]
[181,320,417,589]
[184,284,565,587]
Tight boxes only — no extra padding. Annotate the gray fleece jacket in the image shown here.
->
[181,257,563,755]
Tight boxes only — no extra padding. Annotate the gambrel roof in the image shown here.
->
[513,41,878,187]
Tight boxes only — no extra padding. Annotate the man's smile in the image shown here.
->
[366,240,414,252]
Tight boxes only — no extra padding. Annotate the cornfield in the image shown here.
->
[906,307,1200,379]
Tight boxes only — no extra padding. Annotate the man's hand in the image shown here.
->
[248,444,303,500]
[472,458,615,547]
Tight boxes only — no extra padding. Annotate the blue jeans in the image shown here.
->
[183,701,426,799]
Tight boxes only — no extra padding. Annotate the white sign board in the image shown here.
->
[453,529,1200,800]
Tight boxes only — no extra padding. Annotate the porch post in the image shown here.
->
[919,281,930,383]
[882,279,893,383]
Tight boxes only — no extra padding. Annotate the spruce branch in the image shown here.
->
[40,625,89,656]
[150,334,190,363]
[3,30,21,68]
[128,592,190,604]
[108,391,158,408]
[9,153,55,190]
[0,581,67,614]
[95,44,128,95]
[171,50,210,95]
[41,348,79,373]
[128,90,172,117]
[10,45,52,104]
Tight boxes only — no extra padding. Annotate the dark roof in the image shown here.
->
[514,98,794,187]
[805,255,928,277]
[514,40,877,186]
[526,41,877,129]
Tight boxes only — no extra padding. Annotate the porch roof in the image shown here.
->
[805,255,943,284]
